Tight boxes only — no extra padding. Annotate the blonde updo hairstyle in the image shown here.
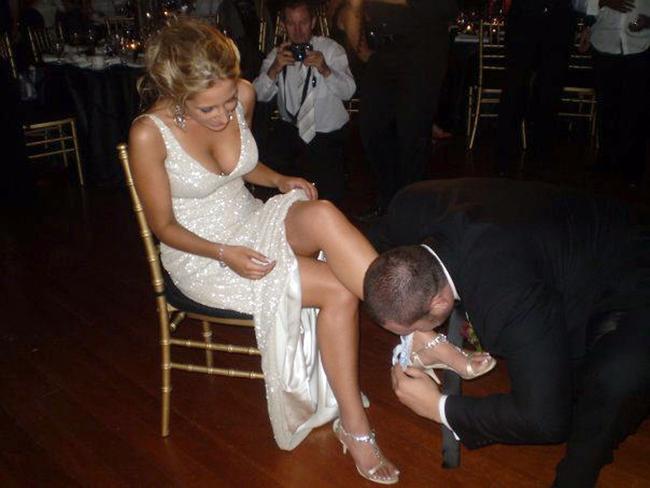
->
[138,18,241,110]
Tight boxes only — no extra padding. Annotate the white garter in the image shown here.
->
[391,332,415,369]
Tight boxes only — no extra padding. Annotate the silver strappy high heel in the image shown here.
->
[332,419,399,485]
[410,333,496,384]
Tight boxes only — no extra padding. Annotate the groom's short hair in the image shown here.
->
[363,245,448,327]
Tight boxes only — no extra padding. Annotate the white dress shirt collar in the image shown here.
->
[420,244,460,301]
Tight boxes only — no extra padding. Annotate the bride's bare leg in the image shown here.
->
[285,200,377,299]
[298,256,398,480]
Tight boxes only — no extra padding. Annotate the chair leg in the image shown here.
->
[69,119,84,186]
[521,120,527,150]
[590,104,598,149]
[468,91,482,150]
[201,321,214,369]
[58,124,69,169]
[159,300,172,437]
[466,86,474,138]
[161,366,171,437]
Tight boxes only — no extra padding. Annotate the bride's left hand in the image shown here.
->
[277,176,318,200]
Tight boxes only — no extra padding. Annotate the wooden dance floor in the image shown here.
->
[1,134,649,487]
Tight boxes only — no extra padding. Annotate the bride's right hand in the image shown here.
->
[220,245,276,280]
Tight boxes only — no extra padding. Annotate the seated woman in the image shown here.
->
[129,18,487,485]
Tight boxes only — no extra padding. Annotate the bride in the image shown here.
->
[129,17,488,485]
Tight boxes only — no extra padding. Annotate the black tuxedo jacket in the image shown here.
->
[373,178,650,447]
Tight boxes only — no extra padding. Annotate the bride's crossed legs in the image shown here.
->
[284,200,398,480]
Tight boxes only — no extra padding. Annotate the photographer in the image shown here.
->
[253,0,356,203]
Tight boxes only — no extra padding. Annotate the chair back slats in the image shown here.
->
[105,16,136,37]
[27,26,58,61]
[557,23,597,143]
[256,0,273,53]
[468,20,526,150]
[478,20,506,87]
[0,31,18,79]
[316,3,330,38]
[117,143,166,295]
[23,118,85,185]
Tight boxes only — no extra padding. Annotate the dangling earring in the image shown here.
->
[173,103,186,130]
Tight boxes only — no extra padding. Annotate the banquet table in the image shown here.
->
[42,59,143,186]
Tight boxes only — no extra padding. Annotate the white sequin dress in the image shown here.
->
[142,102,338,450]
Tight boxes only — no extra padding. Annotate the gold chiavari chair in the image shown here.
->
[315,3,330,38]
[558,26,597,146]
[27,26,62,63]
[467,20,526,150]
[116,144,263,438]
[104,16,136,37]
[24,118,84,185]
[272,11,284,44]
[0,31,18,79]
[2,32,84,184]
[256,0,274,53]
[345,96,360,116]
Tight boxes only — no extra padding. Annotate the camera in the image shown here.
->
[288,42,313,62]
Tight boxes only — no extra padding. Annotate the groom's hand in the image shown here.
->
[391,366,442,422]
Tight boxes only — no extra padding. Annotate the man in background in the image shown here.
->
[340,0,458,220]
[253,0,355,203]
[575,0,650,188]
[496,0,575,173]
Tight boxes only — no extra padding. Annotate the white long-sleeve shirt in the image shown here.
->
[253,36,356,133]
[574,0,650,54]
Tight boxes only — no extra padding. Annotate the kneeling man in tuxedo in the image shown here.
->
[363,178,650,487]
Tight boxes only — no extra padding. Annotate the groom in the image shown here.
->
[363,178,650,487]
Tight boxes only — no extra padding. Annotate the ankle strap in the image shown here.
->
[423,333,448,350]
[336,420,377,444]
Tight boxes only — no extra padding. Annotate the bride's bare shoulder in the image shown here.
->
[237,79,256,123]
[130,112,167,153]
[130,104,169,142]
[237,79,255,109]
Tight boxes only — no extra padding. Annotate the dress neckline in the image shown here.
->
[147,101,245,178]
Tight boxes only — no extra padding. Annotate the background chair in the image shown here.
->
[0,31,18,79]
[27,25,63,63]
[104,16,137,38]
[23,118,84,185]
[255,0,274,54]
[467,20,526,150]
[345,96,360,116]
[116,143,263,438]
[558,24,597,146]
[1,32,84,185]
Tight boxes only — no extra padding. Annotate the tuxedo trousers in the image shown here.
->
[261,120,347,203]
[553,307,650,487]
[359,39,448,210]
[496,7,574,167]
[592,48,650,184]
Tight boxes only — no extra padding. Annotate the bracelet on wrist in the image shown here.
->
[217,244,227,268]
